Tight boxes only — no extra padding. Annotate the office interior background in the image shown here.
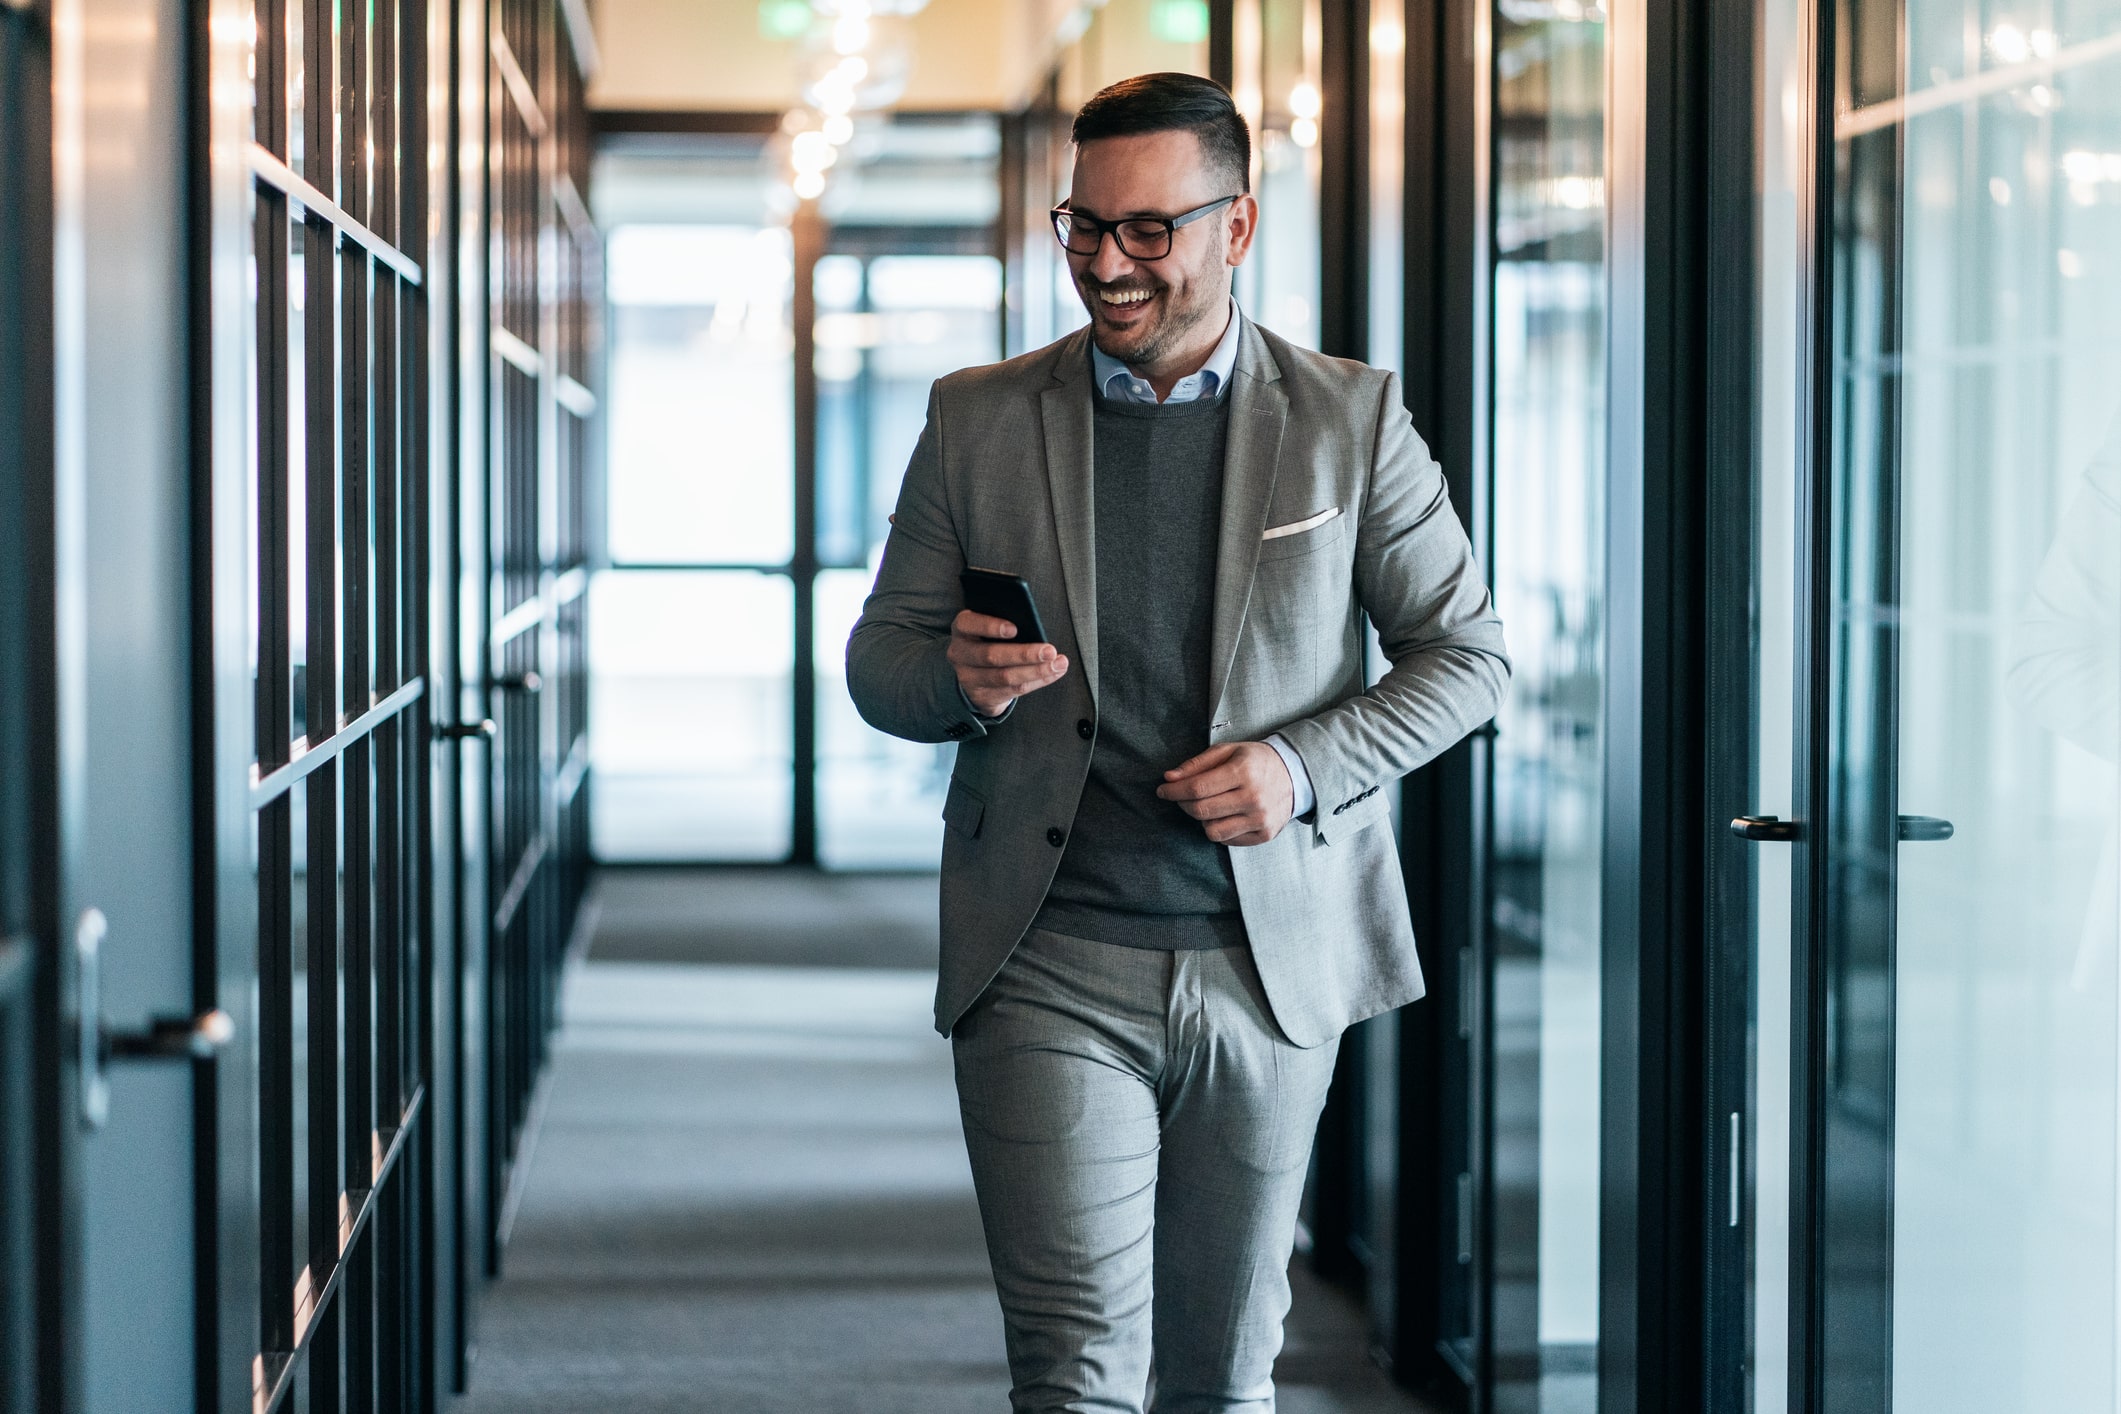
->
[0,0,2117,1409]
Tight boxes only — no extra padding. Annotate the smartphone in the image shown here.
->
[958,567,1049,645]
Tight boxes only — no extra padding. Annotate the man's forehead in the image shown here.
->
[1069,130,1220,214]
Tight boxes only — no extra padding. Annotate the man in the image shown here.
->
[847,72,1508,1413]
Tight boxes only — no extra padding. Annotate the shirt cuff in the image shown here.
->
[955,680,1015,728]
[1265,733,1315,818]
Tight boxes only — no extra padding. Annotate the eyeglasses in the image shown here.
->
[1049,194,1241,261]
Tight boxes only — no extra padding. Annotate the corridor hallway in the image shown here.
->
[451,871,1439,1413]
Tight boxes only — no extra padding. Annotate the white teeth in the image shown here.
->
[1098,289,1153,305]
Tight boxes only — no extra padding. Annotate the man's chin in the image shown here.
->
[1089,320,1163,365]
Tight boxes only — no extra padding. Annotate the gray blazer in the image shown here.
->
[847,319,1509,1047]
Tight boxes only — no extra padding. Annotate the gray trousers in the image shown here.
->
[952,927,1342,1414]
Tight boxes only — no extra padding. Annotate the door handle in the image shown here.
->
[1730,813,1953,844]
[75,907,237,1131]
[437,718,498,741]
[105,1010,237,1061]
[492,670,542,693]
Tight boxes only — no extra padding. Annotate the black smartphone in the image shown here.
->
[958,567,1049,645]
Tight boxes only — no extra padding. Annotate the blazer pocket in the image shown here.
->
[942,777,986,839]
[1257,505,1347,562]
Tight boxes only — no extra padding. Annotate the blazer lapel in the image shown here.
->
[1207,320,1288,726]
[1040,330,1098,701]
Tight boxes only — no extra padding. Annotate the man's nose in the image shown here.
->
[1087,230,1136,285]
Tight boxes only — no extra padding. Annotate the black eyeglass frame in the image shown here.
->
[1050,194,1242,261]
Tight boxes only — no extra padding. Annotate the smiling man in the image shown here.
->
[847,73,1509,1413]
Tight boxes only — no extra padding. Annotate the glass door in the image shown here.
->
[1745,0,2121,1407]
[1486,3,1608,1409]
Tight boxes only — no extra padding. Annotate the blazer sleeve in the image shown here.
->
[845,380,1000,745]
[1273,371,1512,845]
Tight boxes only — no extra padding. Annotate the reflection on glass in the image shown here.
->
[605,225,794,566]
[816,253,999,868]
[1822,2,2121,1406]
[1751,0,1807,1404]
[1489,3,1605,1408]
[588,570,793,860]
[1239,0,1321,347]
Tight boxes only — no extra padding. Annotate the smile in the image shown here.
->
[1097,288,1155,306]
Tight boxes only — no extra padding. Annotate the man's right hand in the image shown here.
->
[948,610,1070,719]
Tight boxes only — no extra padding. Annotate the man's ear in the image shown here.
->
[1225,193,1260,267]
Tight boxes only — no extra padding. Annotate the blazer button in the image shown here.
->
[1046,827,1066,847]
[1076,718,1093,740]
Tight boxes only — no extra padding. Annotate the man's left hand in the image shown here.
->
[1156,742,1295,847]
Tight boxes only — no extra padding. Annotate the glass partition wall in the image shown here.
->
[1794,0,2121,1407]
[589,117,1000,867]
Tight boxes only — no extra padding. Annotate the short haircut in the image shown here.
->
[1071,72,1252,195]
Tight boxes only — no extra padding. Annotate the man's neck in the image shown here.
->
[1128,300,1234,401]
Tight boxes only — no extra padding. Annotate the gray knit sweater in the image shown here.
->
[1032,390,1244,950]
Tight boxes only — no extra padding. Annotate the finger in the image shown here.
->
[953,610,1019,640]
[962,657,1068,689]
[951,641,1056,669]
[1203,814,1264,845]
[1156,764,1243,802]
[1163,743,1239,781]
[1223,829,1272,847]
[1174,790,1252,822]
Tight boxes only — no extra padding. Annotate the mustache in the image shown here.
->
[1083,275,1165,295]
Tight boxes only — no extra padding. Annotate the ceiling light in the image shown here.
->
[792,130,838,172]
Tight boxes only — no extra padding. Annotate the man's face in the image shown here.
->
[1065,129,1256,373]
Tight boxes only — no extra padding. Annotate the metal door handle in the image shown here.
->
[105,1009,236,1061]
[1897,814,1954,842]
[76,908,237,1130]
[493,670,542,693]
[437,718,498,740]
[1731,814,1802,842]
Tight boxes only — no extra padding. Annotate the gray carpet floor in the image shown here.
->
[453,870,1438,1414]
[589,867,941,969]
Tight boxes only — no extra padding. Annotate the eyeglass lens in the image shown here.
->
[1057,214,1171,259]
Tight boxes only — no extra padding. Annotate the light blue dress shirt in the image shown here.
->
[1087,300,1318,821]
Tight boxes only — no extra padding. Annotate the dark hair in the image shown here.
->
[1071,72,1251,195]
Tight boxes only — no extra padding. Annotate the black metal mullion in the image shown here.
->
[253,0,299,1348]
[790,204,822,866]
[300,3,342,1410]
[403,29,436,1380]
[338,0,379,1403]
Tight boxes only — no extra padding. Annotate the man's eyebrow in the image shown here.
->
[1065,202,1181,222]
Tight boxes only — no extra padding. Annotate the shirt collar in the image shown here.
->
[1090,296,1242,405]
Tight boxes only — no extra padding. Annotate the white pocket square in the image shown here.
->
[1261,506,1342,541]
